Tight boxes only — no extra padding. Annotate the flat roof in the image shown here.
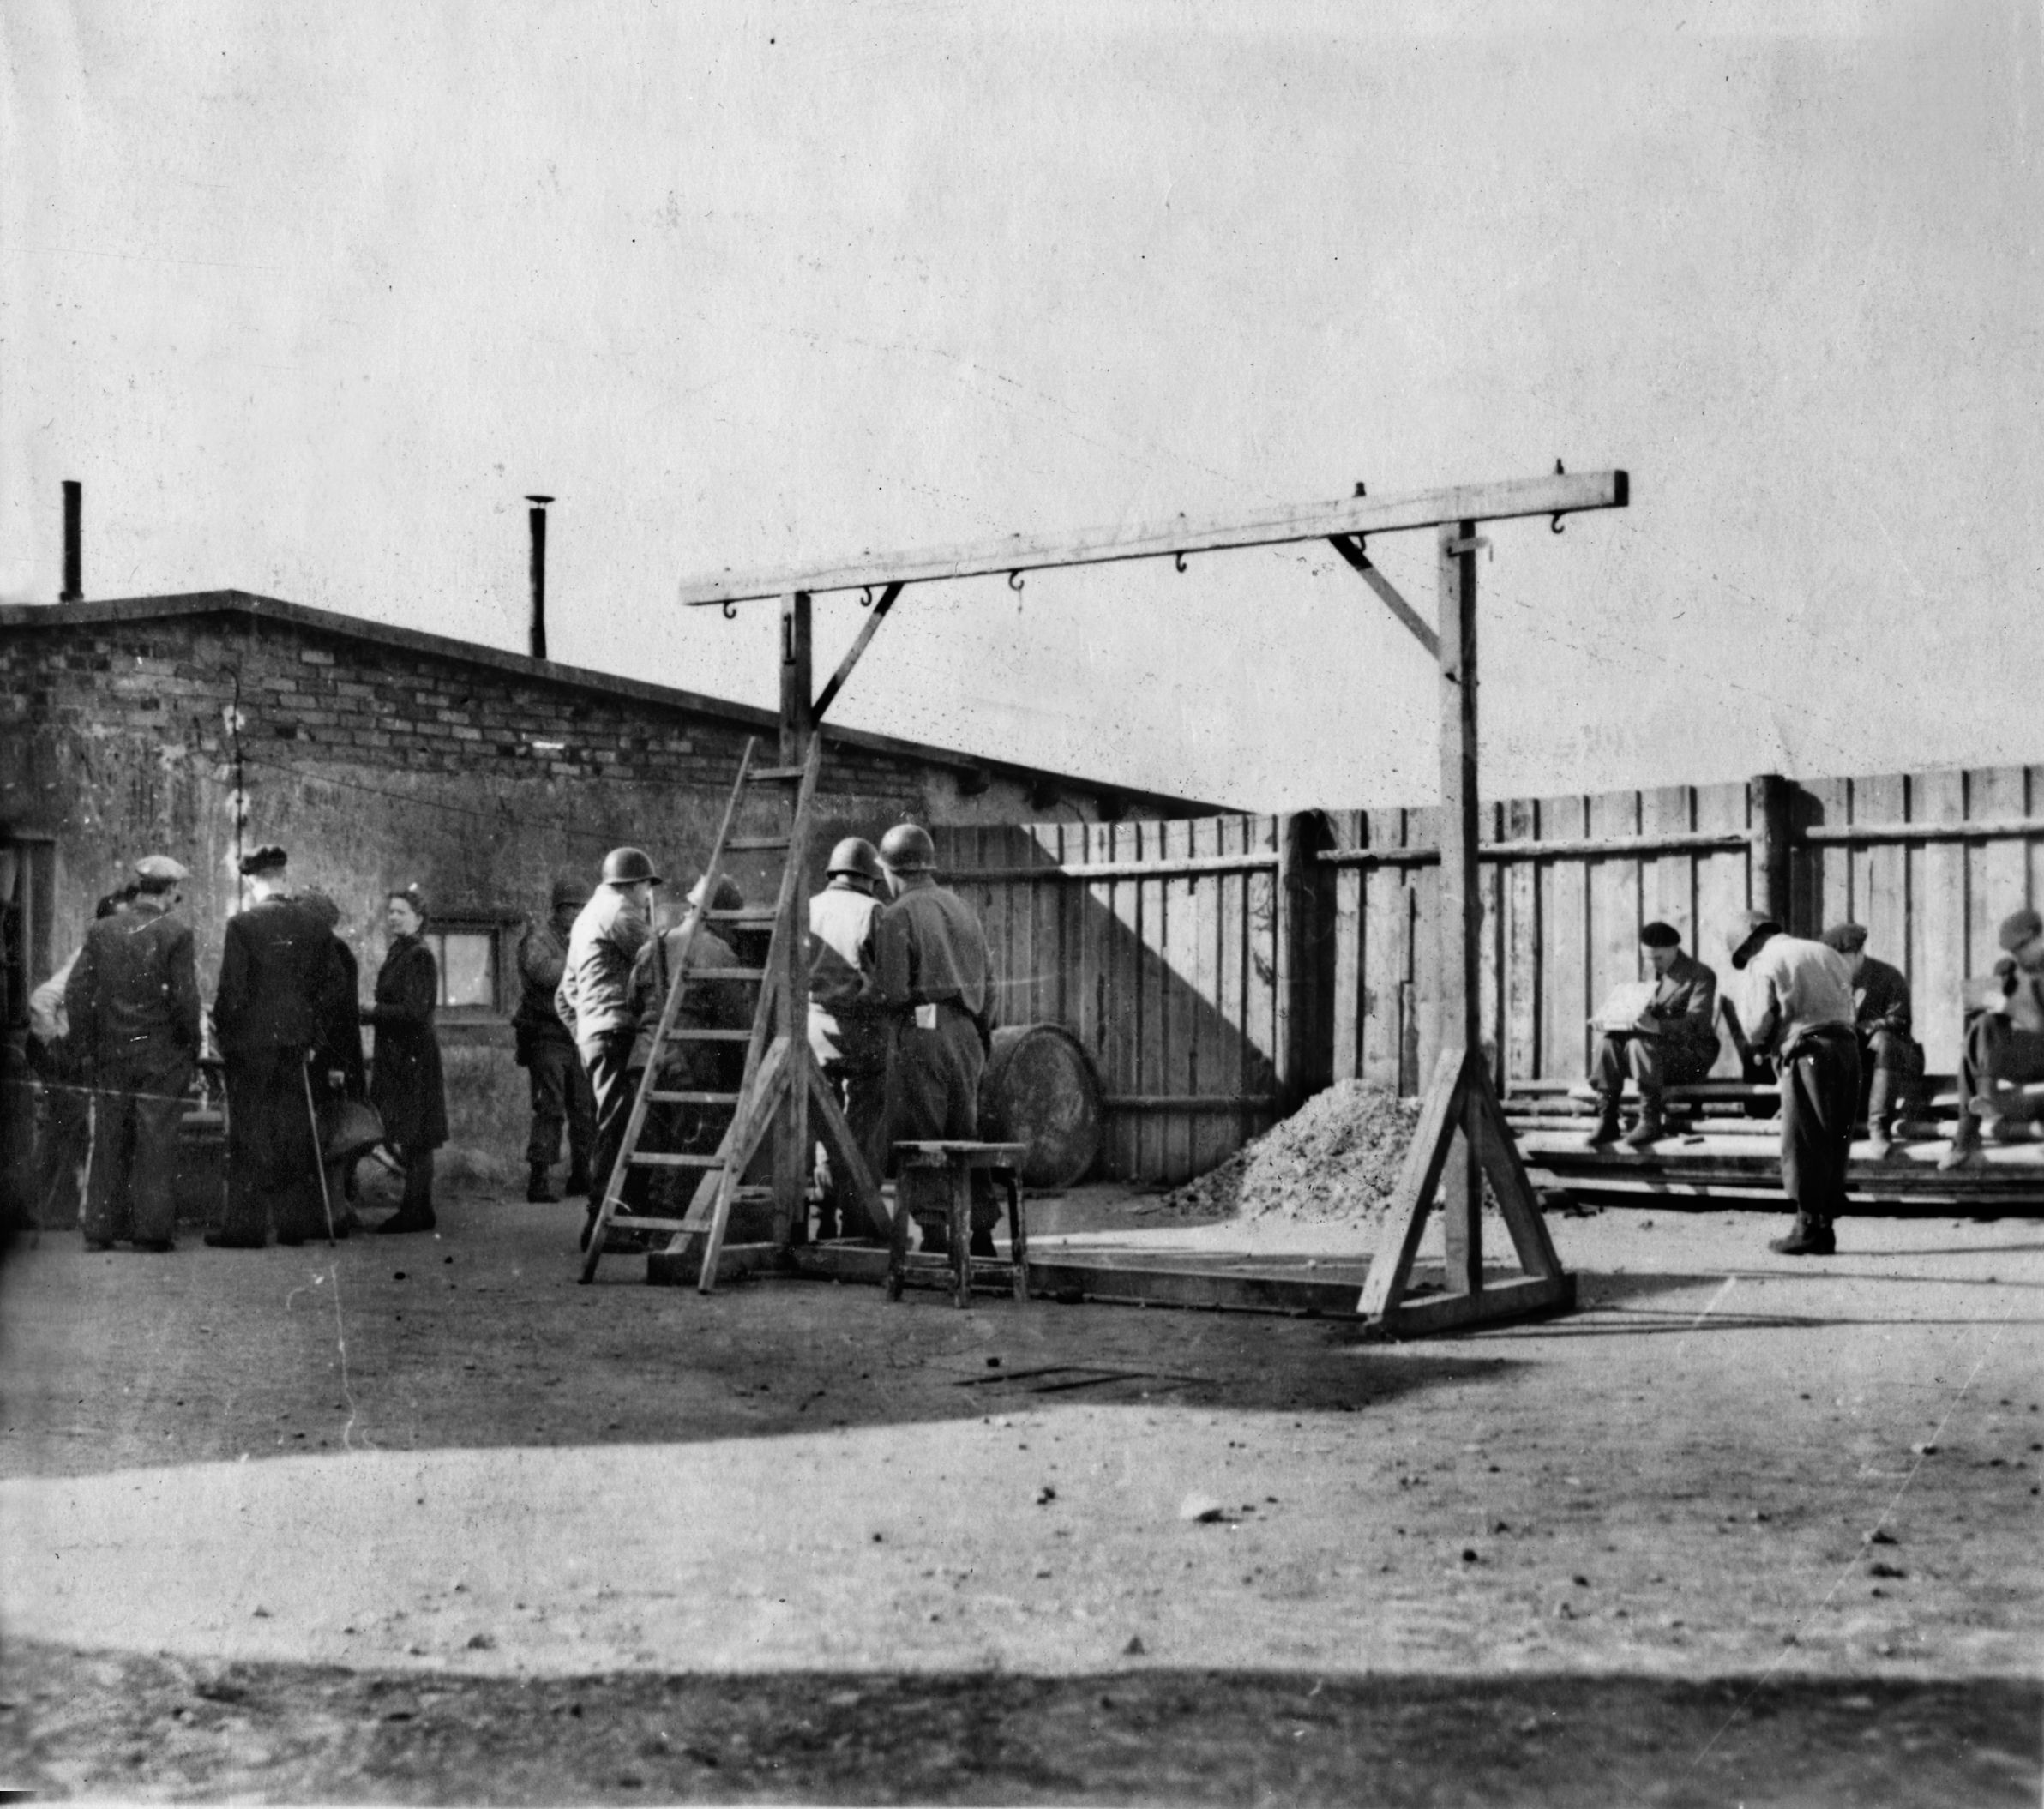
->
[0,591,1223,815]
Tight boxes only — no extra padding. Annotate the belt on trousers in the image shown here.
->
[1781,1023,1856,1064]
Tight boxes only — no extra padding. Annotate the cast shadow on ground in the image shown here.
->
[6,1641,2038,1808]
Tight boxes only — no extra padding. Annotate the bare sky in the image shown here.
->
[4,1,2039,808]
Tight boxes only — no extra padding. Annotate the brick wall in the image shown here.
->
[2,598,1197,1174]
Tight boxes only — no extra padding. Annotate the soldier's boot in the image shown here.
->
[1583,1094,1622,1149]
[526,1161,560,1204]
[565,1157,592,1198]
[1621,1096,1666,1148]
[1865,1070,1896,1160]
[1770,1212,1836,1257]
[1937,1111,1981,1171]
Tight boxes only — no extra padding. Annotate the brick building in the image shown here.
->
[0,591,1211,1179]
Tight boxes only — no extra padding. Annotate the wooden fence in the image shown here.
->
[940,763,2044,1183]
[935,816,1319,1184]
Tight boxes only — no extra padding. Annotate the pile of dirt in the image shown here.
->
[1142,1079,1427,1225]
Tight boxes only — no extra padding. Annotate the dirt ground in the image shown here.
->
[1,1181,2040,1805]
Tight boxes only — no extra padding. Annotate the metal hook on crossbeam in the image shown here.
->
[1174,551,1187,574]
[1549,459,1567,533]
[721,600,737,620]
[1007,569,1025,593]
[858,586,875,609]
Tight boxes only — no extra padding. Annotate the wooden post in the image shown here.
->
[1273,810,1329,1115]
[1438,521,1482,1295]
[1748,772,1793,929]
[774,592,814,1241]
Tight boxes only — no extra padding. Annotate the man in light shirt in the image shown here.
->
[1728,910,1859,1257]
[807,837,888,1239]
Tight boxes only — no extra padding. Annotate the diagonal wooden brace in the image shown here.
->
[1326,535,1441,659]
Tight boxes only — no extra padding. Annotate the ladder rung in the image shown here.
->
[598,1214,704,1234]
[748,766,806,782]
[690,966,765,981]
[626,1151,728,1169]
[660,1027,754,1042]
[724,836,791,851]
[646,1090,741,1105]
[707,907,779,923]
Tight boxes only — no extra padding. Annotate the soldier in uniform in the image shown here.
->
[866,822,999,1255]
[1819,922,1924,1158]
[515,877,595,1203]
[209,845,350,1247]
[557,845,659,1241]
[65,856,201,1251]
[1728,910,1860,1256]
[807,838,887,1238]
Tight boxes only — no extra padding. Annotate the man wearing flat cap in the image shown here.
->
[515,876,595,1203]
[1819,922,1923,1158]
[209,845,352,1247]
[1728,910,1858,1255]
[1584,921,1720,1149]
[63,855,201,1251]
[1940,906,2044,1169]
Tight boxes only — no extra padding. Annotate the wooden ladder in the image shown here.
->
[578,736,885,1289]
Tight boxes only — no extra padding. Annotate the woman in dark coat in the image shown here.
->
[364,886,448,1233]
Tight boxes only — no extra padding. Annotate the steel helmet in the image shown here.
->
[1725,909,1780,970]
[877,823,935,874]
[601,845,663,886]
[826,837,885,885]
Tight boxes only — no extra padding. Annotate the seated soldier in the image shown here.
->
[1940,907,2044,1169]
[1585,921,1720,1149]
[1819,922,1924,1158]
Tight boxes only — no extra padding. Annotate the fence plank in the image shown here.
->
[1536,794,1590,1080]
[1501,796,1540,1086]
[1588,790,1642,1063]
[1689,783,1750,1077]
[1974,767,2029,981]
[1802,775,1850,935]
[1644,784,1694,949]
[1478,802,1503,1082]
[1859,773,1909,989]
[1410,813,1440,1093]
[1914,769,1969,1075]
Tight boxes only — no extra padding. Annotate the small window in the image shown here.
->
[423,923,502,1014]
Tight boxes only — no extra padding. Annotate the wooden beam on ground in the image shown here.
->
[1326,535,1441,658]
[676,470,1629,604]
[1368,1274,1576,1340]
[810,581,903,722]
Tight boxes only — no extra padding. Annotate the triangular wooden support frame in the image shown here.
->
[1357,1047,1575,1338]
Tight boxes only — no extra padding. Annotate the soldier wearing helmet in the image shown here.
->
[557,845,662,1232]
[866,820,1001,1255]
[807,837,888,1236]
[1726,909,1859,1256]
[515,875,596,1202]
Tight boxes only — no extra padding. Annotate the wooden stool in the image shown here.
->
[887,1140,1029,1307]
